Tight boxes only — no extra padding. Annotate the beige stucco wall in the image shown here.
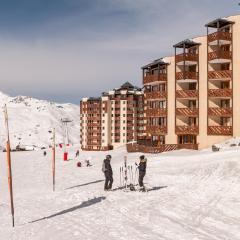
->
[165,56,177,144]
[230,15,240,138]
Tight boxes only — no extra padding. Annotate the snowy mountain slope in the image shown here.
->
[0,143,240,239]
[0,92,80,149]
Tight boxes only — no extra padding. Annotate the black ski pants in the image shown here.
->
[139,170,146,187]
[104,172,113,190]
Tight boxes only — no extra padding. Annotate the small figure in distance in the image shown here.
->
[85,158,91,167]
[75,149,80,158]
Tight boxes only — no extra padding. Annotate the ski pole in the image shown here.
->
[133,166,138,185]
[121,167,124,187]
[128,166,132,185]
[131,165,134,185]
[120,167,122,188]
[124,156,127,189]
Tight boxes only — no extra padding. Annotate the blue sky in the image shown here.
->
[0,0,239,103]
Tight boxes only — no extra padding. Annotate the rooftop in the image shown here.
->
[174,39,201,48]
[205,18,235,28]
[142,58,169,69]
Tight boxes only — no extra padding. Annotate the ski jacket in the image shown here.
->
[139,159,147,172]
[102,159,113,174]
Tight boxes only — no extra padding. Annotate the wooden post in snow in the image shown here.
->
[52,128,56,191]
[4,104,15,227]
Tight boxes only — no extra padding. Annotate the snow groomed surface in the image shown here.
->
[1,143,240,240]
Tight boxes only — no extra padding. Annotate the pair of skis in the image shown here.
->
[119,156,138,191]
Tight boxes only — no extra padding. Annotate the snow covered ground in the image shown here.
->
[1,143,240,240]
[0,92,80,149]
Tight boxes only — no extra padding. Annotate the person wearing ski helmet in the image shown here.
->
[138,155,147,190]
[102,154,113,191]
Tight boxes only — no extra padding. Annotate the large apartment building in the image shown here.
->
[127,15,240,153]
[80,82,144,151]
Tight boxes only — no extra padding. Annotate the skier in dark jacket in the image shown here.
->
[102,155,113,191]
[138,155,147,191]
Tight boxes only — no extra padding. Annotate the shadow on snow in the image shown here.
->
[30,196,106,223]
[65,180,104,190]
[147,186,168,192]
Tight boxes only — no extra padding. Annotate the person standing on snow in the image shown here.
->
[102,155,113,191]
[138,155,147,191]
[75,150,79,158]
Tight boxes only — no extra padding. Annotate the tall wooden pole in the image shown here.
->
[4,104,15,227]
[52,128,56,191]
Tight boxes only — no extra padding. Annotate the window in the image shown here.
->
[221,82,229,89]
[189,83,197,90]
[189,100,197,109]
[220,117,230,126]
[188,117,197,126]
[221,99,230,108]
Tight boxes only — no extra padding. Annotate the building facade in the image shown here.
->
[127,15,240,153]
[80,82,144,151]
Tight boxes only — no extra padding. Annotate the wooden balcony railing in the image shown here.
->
[208,31,232,43]
[176,108,198,117]
[208,89,232,98]
[208,50,232,61]
[87,117,101,121]
[127,143,198,154]
[208,70,232,80]
[145,108,167,117]
[208,126,232,136]
[88,123,101,127]
[176,71,198,80]
[208,107,232,117]
[176,90,198,98]
[143,74,167,84]
[145,91,167,99]
[175,125,199,135]
[175,53,198,63]
[146,125,167,135]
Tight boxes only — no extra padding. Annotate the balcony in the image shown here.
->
[208,70,232,80]
[176,108,198,117]
[208,89,232,98]
[208,50,232,63]
[146,125,167,135]
[176,71,198,81]
[208,107,232,117]
[175,125,199,135]
[145,91,167,99]
[175,53,198,64]
[143,74,167,84]
[208,31,232,44]
[176,90,198,99]
[208,126,232,136]
[145,108,167,117]
[127,143,198,154]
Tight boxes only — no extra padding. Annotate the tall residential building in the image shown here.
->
[80,82,144,151]
[127,15,240,153]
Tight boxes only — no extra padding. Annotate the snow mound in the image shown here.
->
[213,137,240,151]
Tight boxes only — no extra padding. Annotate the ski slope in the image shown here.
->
[1,142,240,240]
[0,92,80,149]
